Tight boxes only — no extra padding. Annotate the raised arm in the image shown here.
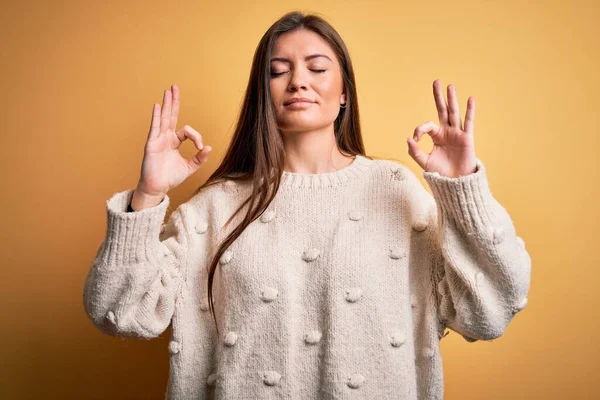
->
[83,84,212,338]
[405,80,531,341]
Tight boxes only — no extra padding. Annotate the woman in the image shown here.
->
[83,11,531,399]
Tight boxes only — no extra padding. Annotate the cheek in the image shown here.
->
[316,79,341,102]
[269,82,277,103]
[269,81,284,105]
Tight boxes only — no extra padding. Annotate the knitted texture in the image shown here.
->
[83,155,531,399]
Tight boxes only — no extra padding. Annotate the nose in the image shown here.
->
[287,67,309,92]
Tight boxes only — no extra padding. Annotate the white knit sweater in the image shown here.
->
[83,154,531,399]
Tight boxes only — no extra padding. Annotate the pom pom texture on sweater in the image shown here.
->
[83,155,531,399]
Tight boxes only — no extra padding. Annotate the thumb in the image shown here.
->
[406,137,428,170]
[188,145,212,175]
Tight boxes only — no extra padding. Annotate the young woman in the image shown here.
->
[83,11,531,400]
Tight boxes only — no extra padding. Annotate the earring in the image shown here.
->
[340,102,347,108]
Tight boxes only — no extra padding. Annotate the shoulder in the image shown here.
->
[165,178,250,240]
[367,156,424,189]
[185,177,252,213]
[191,175,252,200]
[370,157,437,221]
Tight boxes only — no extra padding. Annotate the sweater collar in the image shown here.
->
[279,154,374,188]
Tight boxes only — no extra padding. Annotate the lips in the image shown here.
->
[284,98,314,106]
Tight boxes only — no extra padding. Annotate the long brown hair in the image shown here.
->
[193,11,373,337]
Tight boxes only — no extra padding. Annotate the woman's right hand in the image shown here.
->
[131,84,212,210]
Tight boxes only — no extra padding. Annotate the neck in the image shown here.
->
[280,124,353,173]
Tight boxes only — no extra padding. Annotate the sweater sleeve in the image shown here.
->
[82,188,190,339]
[417,158,532,342]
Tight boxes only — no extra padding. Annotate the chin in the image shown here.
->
[278,123,330,134]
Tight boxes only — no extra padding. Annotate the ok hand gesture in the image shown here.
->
[131,85,212,210]
[407,79,477,178]
[137,85,212,198]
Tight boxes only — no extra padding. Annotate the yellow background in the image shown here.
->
[1,0,598,398]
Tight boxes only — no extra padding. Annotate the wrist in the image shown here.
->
[130,188,166,211]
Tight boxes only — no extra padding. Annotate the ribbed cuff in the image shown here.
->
[99,189,171,266]
[422,158,494,233]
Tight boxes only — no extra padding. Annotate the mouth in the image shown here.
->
[284,101,314,109]
[284,98,314,106]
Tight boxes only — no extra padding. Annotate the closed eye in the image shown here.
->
[270,69,327,77]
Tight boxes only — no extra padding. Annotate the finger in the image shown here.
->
[464,96,476,134]
[188,145,212,174]
[147,103,161,140]
[177,125,204,149]
[433,79,448,126]
[170,84,180,132]
[447,84,462,129]
[160,89,172,133]
[406,137,428,170]
[413,121,441,142]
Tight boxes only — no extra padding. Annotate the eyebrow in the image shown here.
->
[270,53,333,63]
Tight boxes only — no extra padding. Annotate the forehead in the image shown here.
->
[271,29,335,61]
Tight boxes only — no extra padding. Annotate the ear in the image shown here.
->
[340,93,346,104]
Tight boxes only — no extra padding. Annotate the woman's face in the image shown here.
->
[269,29,345,134]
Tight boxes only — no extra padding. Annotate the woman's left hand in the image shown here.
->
[407,79,478,178]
